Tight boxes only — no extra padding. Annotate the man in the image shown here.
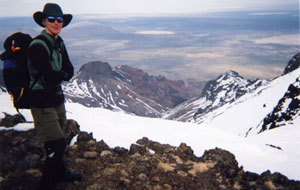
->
[28,3,82,190]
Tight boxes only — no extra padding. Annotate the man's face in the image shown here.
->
[43,16,63,37]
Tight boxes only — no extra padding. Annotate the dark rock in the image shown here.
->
[265,144,282,150]
[283,52,300,75]
[1,123,299,190]
[96,140,110,152]
[113,146,128,156]
[64,119,81,145]
[83,151,98,159]
[201,148,238,168]
[129,144,147,155]
[201,147,240,179]
[177,143,194,157]
[0,113,26,127]
[0,119,82,190]
[259,77,300,133]
[244,171,260,182]
[136,136,151,146]
[79,61,116,77]
[77,132,94,143]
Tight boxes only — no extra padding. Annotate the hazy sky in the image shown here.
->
[0,0,298,80]
[0,0,298,17]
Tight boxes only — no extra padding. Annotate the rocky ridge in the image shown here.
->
[63,61,165,117]
[63,61,204,118]
[0,115,300,190]
[283,53,300,75]
[247,76,300,135]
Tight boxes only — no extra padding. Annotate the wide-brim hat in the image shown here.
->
[33,3,72,28]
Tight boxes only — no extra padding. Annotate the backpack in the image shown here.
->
[0,32,53,112]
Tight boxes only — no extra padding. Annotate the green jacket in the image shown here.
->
[27,30,74,108]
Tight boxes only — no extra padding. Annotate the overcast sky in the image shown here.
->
[0,0,298,17]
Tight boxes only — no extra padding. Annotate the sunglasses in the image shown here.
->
[46,16,63,23]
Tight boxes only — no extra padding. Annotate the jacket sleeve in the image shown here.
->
[61,44,74,81]
[28,43,66,85]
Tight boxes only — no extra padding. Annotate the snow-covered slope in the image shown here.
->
[247,75,300,136]
[196,68,300,136]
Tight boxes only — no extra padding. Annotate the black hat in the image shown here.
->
[33,3,72,28]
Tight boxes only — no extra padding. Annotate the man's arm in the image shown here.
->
[61,45,74,81]
[28,43,67,85]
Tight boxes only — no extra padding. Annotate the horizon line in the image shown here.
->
[0,8,298,19]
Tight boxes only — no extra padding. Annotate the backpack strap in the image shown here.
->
[34,35,53,58]
[29,35,54,89]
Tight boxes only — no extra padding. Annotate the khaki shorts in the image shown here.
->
[31,104,67,142]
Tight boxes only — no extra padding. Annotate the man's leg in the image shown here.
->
[31,105,81,189]
[39,138,66,190]
[31,106,67,190]
[55,104,82,182]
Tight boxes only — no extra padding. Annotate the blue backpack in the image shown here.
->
[0,32,52,111]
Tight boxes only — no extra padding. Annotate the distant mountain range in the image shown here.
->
[62,52,300,136]
[62,52,299,122]
[0,52,299,135]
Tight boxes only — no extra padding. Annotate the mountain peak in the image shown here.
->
[202,70,250,99]
[225,70,239,76]
[79,61,113,76]
[216,70,243,82]
[164,70,266,122]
